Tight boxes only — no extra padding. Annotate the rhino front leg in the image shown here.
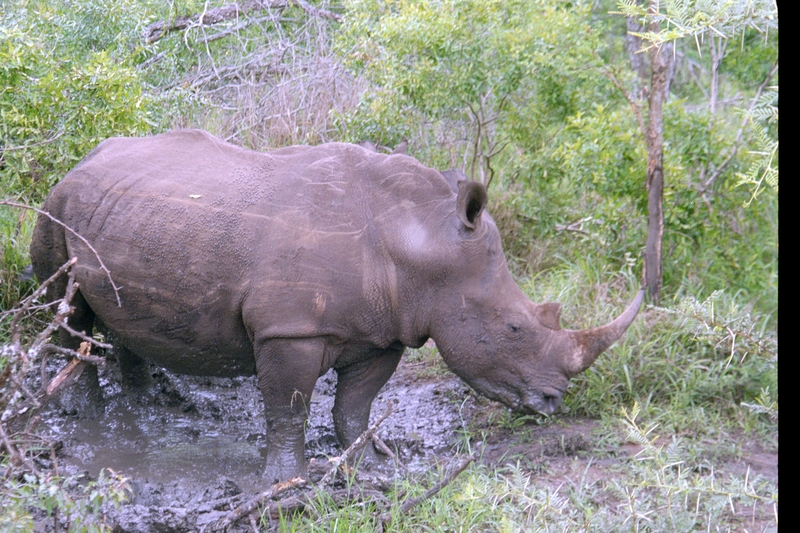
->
[254,337,326,483]
[332,344,403,467]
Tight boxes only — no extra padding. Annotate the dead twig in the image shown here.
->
[217,476,309,530]
[372,434,409,472]
[143,0,290,43]
[377,454,475,531]
[39,343,107,365]
[319,400,394,486]
[291,0,341,22]
[263,486,389,519]
[9,258,77,350]
[0,201,122,306]
[0,129,64,153]
[213,401,395,530]
[53,320,113,350]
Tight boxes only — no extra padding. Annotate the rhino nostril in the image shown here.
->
[543,393,561,414]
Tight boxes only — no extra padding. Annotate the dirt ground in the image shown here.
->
[39,354,778,532]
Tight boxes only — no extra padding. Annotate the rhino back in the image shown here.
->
[38,130,456,375]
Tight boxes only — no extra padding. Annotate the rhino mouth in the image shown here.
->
[520,391,563,416]
[468,378,562,416]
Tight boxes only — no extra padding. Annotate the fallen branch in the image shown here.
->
[372,434,409,472]
[263,486,389,519]
[39,343,108,365]
[53,320,113,350]
[143,0,290,43]
[291,0,341,22]
[319,400,395,485]
[214,401,395,530]
[217,476,308,530]
[9,258,77,351]
[377,454,475,531]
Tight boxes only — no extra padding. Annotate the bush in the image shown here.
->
[1,0,155,203]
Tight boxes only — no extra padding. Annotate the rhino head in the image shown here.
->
[427,180,643,415]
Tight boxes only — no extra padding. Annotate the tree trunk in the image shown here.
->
[643,21,674,304]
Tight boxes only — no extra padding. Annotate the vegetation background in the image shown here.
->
[1,0,777,531]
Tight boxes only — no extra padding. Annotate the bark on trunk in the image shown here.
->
[643,26,674,304]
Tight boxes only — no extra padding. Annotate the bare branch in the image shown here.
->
[291,0,341,22]
[319,400,394,485]
[372,434,408,472]
[53,320,113,350]
[1,201,122,306]
[0,130,64,153]
[142,0,341,44]
[219,476,309,529]
[0,419,35,472]
[594,52,647,140]
[10,258,77,350]
[144,1,291,43]
[377,454,475,531]
[39,343,108,365]
[31,267,80,352]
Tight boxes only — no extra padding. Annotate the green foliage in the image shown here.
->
[0,469,130,532]
[336,0,607,178]
[0,0,155,202]
[615,0,778,48]
[0,206,36,313]
[736,87,778,205]
[269,420,776,532]
[614,402,777,532]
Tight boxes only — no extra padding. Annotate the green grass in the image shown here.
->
[268,421,777,532]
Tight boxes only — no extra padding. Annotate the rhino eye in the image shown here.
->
[507,324,521,333]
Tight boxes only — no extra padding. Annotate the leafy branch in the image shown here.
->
[619,402,778,529]
[614,0,778,51]
[655,291,777,364]
[735,86,778,205]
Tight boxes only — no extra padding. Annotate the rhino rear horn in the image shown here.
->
[567,289,644,375]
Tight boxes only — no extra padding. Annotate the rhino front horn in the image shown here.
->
[567,289,645,375]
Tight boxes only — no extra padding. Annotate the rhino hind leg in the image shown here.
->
[254,337,327,483]
[115,344,152,392]
[332,345,403,469]
[57,290,103,417]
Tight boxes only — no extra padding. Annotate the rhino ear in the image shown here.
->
[391,140,408,154]
[538,303,562,330]
[456,180,487,230]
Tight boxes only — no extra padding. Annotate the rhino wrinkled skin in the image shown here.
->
[31,129,643,481]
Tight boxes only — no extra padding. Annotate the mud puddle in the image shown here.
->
[40,356,478,532]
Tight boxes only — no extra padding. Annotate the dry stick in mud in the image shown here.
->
[372,433,409,472]
[262,487,389,520]
[0,260,87,472]
[218,401,395,530]
[377,454,475,532]
[319,400,395,485]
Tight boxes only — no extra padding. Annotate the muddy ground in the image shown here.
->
[38,352,778,532]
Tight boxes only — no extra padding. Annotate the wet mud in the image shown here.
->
[40,356,479,532]
[38,353,778,532]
